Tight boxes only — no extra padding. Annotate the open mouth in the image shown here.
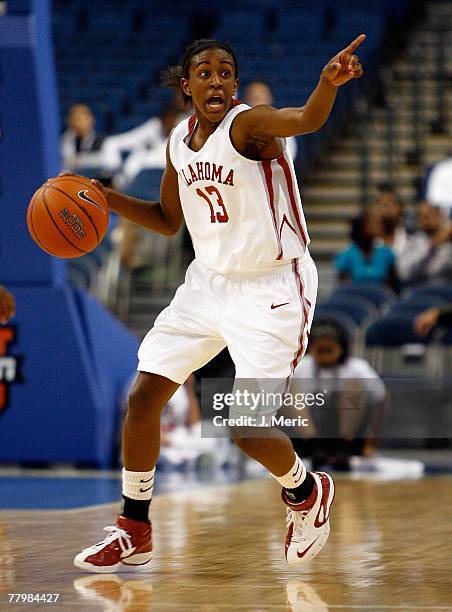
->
[206,95,225,112]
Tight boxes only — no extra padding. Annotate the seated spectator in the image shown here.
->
[61,104,105,171]
[335,210,397,288]
[102,98,186,174]
[291,318,387,471]
[414,303,452,336]
[159,376,230,470]
[397,202,452,287]
[374,183,410,256]
[121,103,181,185]
[242,80,297,160]
[426,154,452,210]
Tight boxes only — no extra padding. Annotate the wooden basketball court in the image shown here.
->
[1,476,451,610]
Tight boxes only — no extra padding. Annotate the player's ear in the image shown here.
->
[233,78,239,96]
[181,78,191,98]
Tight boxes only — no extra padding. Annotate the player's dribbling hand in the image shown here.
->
[322,34,366,87]
[0,285,16,324]
[57,171,107,198]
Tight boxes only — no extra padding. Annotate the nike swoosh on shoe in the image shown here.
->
[297,536,321,559]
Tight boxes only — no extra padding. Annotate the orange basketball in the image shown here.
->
[27,175,109,258]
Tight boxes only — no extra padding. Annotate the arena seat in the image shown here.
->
[313,310,357,336]
[366,316,430,347]
[316,298,374,326]
[407,284,452,303]
[388,296,446,318]
[331,283,396,311]
[126,168,163,201]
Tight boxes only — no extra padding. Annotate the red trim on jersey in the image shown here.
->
[277,155,308,247]
[184,114,197,145]
[262,160,283,260]
[232,98,243,107]
[291,258,309,372]
[279,214,297,238]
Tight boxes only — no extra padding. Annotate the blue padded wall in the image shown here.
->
[0,1,139,467]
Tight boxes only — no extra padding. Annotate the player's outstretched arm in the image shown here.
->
[101,142,183,236]
[233,34,365,140]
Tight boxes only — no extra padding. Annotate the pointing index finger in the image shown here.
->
[344,34,366,54]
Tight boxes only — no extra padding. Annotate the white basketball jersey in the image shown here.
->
[169,102,310,274]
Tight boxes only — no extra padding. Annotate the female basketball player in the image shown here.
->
[74,36,365,572]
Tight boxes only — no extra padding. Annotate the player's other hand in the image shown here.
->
[322,34,366,87]
[414,307,440,337]
[0,285,16,324]
[57,171,107,198]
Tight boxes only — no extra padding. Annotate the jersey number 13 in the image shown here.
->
[196,186,229,223]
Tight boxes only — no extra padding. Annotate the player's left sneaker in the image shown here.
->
[282,471,335,566]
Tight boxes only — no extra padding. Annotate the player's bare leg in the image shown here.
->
[74,372,179,573]
[231,428,335,566]
[123,372,179,470]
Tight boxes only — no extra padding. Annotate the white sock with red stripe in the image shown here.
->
[271,454,306,489]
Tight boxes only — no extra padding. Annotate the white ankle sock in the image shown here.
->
[122,468,155,500]
[271,454,306,489]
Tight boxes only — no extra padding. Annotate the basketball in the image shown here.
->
[27,175,109,258]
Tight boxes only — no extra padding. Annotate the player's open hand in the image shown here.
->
[57,171,106,196]
[322,34,366,87]
[0,285,16,324]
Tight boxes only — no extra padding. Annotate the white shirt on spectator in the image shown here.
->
[102,117,163,172]
[426,157,452,210]
[396,232,452,285]
[292,355,386,404]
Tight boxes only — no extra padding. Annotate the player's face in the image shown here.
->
[310,338,343,368]
[182,48,238,123]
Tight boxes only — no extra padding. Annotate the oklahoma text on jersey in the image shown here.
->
[180,162,235,187]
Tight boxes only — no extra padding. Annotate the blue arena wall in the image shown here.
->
[0,0,138,467]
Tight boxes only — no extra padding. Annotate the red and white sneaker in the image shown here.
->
[282,472,335,566]
[73,515,152,573]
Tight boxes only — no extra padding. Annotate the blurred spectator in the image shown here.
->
[103,100,186,175]
[374,183,410,256]
[397,202,452,287]
[335,210,397,288]
[425,155,452,210]
[61,103,105,171]
[112,104,183,269]
[414,303,452,336]
[291,318,387,471]
[121,104,181,185]
[242,80,297,160]
[0,285,15,324]
[159,375,229,469]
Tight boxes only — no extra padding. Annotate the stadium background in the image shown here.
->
[0,0,451,471]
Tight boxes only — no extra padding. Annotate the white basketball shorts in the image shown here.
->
[138,252,318,399]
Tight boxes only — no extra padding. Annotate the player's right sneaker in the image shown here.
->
[282,471,335,566]
[73,515,152,573]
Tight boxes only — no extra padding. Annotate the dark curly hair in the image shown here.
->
[162,39,239,104]
[308,317,350,364]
